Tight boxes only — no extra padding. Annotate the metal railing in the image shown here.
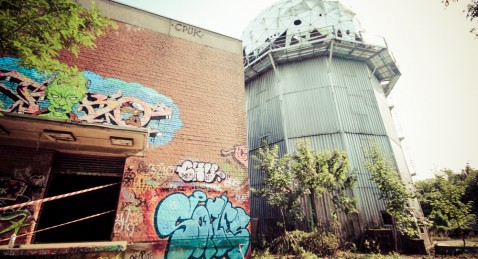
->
[243,25,390,68]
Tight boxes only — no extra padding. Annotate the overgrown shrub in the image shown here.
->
[299,250,320,259]
[303,230,339,256]
[362,239,381,254]
[270,230,339,257]
[271,230,308,255]
[251,248,275,259]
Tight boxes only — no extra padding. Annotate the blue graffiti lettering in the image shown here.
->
[154,191,250,259]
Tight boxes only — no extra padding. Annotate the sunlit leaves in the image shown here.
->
[416,166,477,246]
[253,140,357,232]
[0,0,117,76]
[364,144,421,238]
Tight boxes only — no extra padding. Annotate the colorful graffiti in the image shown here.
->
[175,160,226,183]
[128,250,153,259]
[221,145,248,169]
[0,57,182,146]
[123,161,174,195]
[154,191,250,259]
[114,209,136,238]
[0,177,32,237]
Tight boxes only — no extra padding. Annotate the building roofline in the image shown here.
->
[78,0,242,55]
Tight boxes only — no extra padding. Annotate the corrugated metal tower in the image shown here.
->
[243,0,424,241]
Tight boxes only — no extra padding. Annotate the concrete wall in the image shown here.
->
[0,2,249,257]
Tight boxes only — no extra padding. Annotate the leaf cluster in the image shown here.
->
[253,141,357,231]
[252,144,304,229]
[0,0,117,80]
[415,164,478,242]
[293,141,358,222]
[443,0,478,36]
[364,144,420,238]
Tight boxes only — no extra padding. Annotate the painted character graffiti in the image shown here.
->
[35,74,88,120]
[0,57,182,146]
[154,191,250,259]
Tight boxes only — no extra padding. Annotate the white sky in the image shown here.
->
[113,0,478,180]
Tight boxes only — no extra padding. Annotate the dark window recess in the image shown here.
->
[381,211,393,226]
[33,153,124,243]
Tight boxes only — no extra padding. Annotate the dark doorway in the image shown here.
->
[34,154,124,243]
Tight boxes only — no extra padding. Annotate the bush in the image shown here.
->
[299,250,320,259]
[271,230,308,255]
[270,230,339,257]
[303,230,339,256]
[251,248,276,259]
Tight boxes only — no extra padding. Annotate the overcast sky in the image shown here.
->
[114,0,478,180]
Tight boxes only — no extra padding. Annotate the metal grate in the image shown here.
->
[51,153,126,177]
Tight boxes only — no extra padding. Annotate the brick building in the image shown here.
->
[0,0,250,258]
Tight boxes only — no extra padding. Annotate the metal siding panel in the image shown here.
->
[331,59,388,135]
[280,57,331,94]
[245,54,414,237]
[279,57,340,137]
[246,69,286,150]
[375,91,400,143]
[390,140,413,187]
[283,88,340,137]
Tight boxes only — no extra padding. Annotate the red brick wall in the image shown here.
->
[61,22,250,257]
[0,19,249,257]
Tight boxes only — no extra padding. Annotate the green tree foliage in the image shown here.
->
[0,0,117,83]
[292,141,357,230]
[416,165,478,246]
[252,144,304,232]
[443,0,478,36]
[364,144,420,238]
[460,164,478,220]
[253,141,357,232]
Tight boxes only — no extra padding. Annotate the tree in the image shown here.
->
[429,174,474,246]
[0,0,117,82]
[364,144,420,239]
[443,0,478,36]
[252,144,304,232]
[292,141,357,231]
[253,141,357,233]
[416,165,478,246]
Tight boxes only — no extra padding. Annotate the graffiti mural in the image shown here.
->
[221,145,248,169]
[0,177,32,237]
[0,57,182,146]
[175,160,226,183]
[154,191,250,259]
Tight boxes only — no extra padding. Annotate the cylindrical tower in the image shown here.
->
[243,0,424,242]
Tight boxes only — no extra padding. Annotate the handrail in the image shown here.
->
[243,25,390,68]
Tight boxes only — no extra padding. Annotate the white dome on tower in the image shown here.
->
[242,0,363,54]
